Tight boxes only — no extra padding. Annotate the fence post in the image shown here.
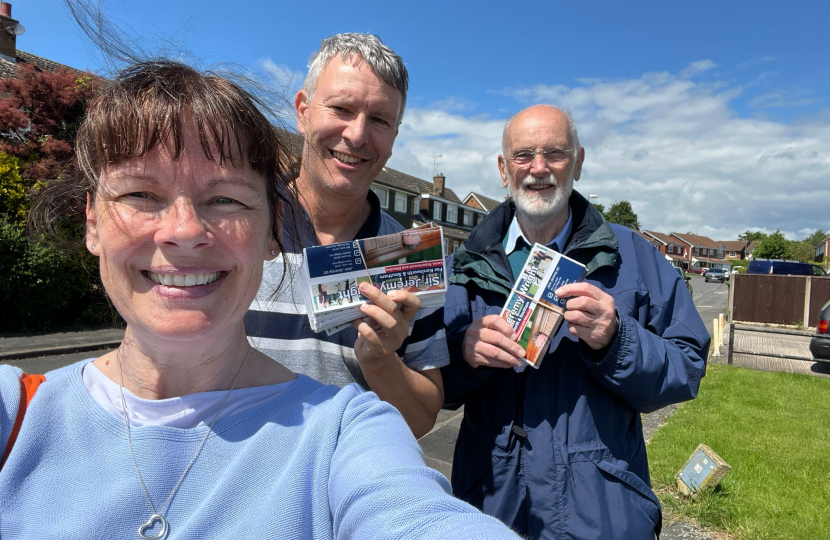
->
[728,272,736,322]
[727,323,734,365]
[803,276,812,328]
[712,318,720,357]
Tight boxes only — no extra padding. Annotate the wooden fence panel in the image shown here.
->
[733,274,805,325]
[809,276,830,323]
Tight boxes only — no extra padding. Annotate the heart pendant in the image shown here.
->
[138,513,169,540]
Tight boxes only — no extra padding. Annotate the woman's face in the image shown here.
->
[86,125,279,343]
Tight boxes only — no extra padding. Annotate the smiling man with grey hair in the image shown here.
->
[247,33,448,439]
[441,104,710,538]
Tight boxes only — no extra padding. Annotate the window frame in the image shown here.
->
[394,193,407,213]
[373,187,389,209]
[446,204,458,223]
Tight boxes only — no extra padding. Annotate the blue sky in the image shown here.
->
[13,0,830,241]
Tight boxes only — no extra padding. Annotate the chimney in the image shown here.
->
[0,3,19,62]
[433,174,445,197]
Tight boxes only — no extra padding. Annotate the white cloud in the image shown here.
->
[259,58,305,96]
[679,59,717,78]
[388,60,830,242]
[737,56,776,70]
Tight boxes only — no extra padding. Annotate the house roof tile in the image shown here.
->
[642,230,673,244]
[374,167,462,202]
[670,232,719,248]
[464,192,502,212]
[0,50,84,79]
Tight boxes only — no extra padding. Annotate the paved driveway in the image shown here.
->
[713,325,830,378]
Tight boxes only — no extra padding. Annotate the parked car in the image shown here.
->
[686,267,705,275]
[747,259,826,276]
[705,268,729,283]
[810,300,830,362]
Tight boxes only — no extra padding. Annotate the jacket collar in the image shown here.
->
[451,190,619,292]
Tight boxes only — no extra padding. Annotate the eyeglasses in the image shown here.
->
[508,147,574,165]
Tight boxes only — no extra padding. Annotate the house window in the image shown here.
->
[453,241,460,252]
[717,248,724,259]
[463,212,473,226]
[433,201,443,221]
[447,205,458,223]
[373,187,388,208]
[694,247,700,256]
[394,193,407,213]
[442,238,449,254]
[729,251,736,258]
[668,245,674,254]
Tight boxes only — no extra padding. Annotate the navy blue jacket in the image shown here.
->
[442,192,710,540]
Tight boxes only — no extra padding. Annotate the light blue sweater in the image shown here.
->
[0,361,519,539]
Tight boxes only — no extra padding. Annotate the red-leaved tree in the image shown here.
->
[0,62,99,184]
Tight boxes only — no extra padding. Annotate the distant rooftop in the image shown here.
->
[0,50,83,80]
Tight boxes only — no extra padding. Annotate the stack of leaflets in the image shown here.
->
[500,244,587,368]
[300,226,447,335]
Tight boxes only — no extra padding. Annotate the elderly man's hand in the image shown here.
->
[352,282,420,366]
[556,282,618,350]
[462,314,526,369]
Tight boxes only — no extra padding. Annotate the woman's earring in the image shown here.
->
[270,250,276,256]
[90,243,96,250]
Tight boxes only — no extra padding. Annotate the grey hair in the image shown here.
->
[303,33,408,125]
[501,105,581,156]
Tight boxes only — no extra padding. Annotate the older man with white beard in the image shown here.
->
[440,104,710,539]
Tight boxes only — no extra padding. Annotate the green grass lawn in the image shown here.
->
[647,364,830,540]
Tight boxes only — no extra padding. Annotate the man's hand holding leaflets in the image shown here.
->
[300,225,447,335]
[463,243,617,370]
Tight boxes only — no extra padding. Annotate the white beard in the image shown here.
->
[507,171,574,221]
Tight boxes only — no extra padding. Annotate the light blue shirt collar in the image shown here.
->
[504,207,573,254]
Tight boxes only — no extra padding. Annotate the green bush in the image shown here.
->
[0,216,115,331]
[0,152,29,227]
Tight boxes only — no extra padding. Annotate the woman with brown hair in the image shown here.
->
[0,60,518,540]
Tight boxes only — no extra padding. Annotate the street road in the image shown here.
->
[686,276,730,338]
[7,280,729,373]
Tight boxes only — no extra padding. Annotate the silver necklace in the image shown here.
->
[116,347,250,540]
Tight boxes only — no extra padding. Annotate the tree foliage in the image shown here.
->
[0,63,99,183]
[604,200,640,230]
[591,202,606,217]
[803,229,827,248]
[0,152,27,226]
[0,65,108,331]
[748,229,825,263]
[753,230,794,260]
[741,230,768,243]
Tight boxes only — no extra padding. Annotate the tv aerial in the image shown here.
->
[428,155,442,177]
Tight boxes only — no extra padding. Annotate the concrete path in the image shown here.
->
[711,325,829,378]
[0,327,124,360]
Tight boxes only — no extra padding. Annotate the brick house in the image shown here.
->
[642,230,690,269]
[641,229,761,271]
[463,192,502,213]
[816,237,830,266]
[669,233,729,271]
[412,174,488,254]
[0,3,84,80]
[371,171,488,255]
